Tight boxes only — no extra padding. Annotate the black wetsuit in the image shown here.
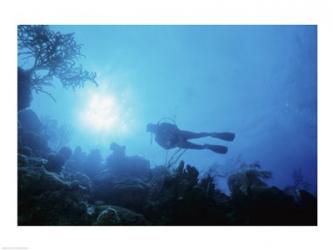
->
[153,122,235,154]
[154,123,180,150]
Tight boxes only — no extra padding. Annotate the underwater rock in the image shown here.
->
[222,163,317,225]
[282,189,317,225]
[20,131,50,156]
[46,147,73,173]
[18,146,32,156]
[58,146,72,161]
[19,190,92,225]
[18,166,92,225]
[65,172,92,192]
[19,154,47,169]
[105,143,151,181]
[46,153,66,173]
[69,180,92,198]
[298,190,317,206]
[65,146,87,174]
[95,207,121,225]
[94,200,105,206]
[94,179,150,212]
[110,142,126,157]
[18,109,42,133]
[28,157,48,168]
[74,172,92,190]
[227,184,317,225]
[81,149,103,179]
[17,126,24,148]
[18,154,317,225]
[124,156,151,180]
[90,205,149,225]
[18,166,70,195]
[18,67,32,111]
[111,205,149,225]
[18,154,29,168]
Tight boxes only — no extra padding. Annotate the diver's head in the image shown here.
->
[146,123,157,133]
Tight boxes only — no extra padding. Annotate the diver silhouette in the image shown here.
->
[147,122,235,154]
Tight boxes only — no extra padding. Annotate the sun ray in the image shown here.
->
[80,91,126,133]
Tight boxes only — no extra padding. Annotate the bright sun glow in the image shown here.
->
[80,91,132,134]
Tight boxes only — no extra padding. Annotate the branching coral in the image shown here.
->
[18,25,97,109]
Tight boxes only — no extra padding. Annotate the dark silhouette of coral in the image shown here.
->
[17,118,317,226]
[103,143,151,180]
[18,25,96,110]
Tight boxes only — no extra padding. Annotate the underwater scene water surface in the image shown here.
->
[18,25,317,225]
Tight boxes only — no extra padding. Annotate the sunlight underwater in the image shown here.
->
[18,25,317,225]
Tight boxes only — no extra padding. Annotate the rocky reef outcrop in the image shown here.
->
[17,110,317,225]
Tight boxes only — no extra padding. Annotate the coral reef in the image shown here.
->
[45,146,72,173]
[18,109,42,133]
[18,155,317,225]
[104,143,151,180]
[17,110,317,225]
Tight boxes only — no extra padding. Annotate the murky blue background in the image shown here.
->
[30,25,317,194]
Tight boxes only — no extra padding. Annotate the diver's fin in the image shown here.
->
[204,144,228,154]
[212,132,235,141]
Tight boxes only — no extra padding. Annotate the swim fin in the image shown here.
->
[204,144,228,154]
[212,132,235,141]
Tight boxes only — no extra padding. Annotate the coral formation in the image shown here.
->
[18,25,97,110]
[17,110,317,226]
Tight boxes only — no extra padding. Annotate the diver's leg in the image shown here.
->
[178,130,236,141]
[211,132,236,141]
[177,141,228,154]
[204,144,228,154]
[177,140,206,150]
[178,130,211,140]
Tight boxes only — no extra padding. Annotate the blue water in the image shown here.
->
[30,25,317,194]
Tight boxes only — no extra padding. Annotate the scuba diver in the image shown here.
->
[147,122,235,154]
